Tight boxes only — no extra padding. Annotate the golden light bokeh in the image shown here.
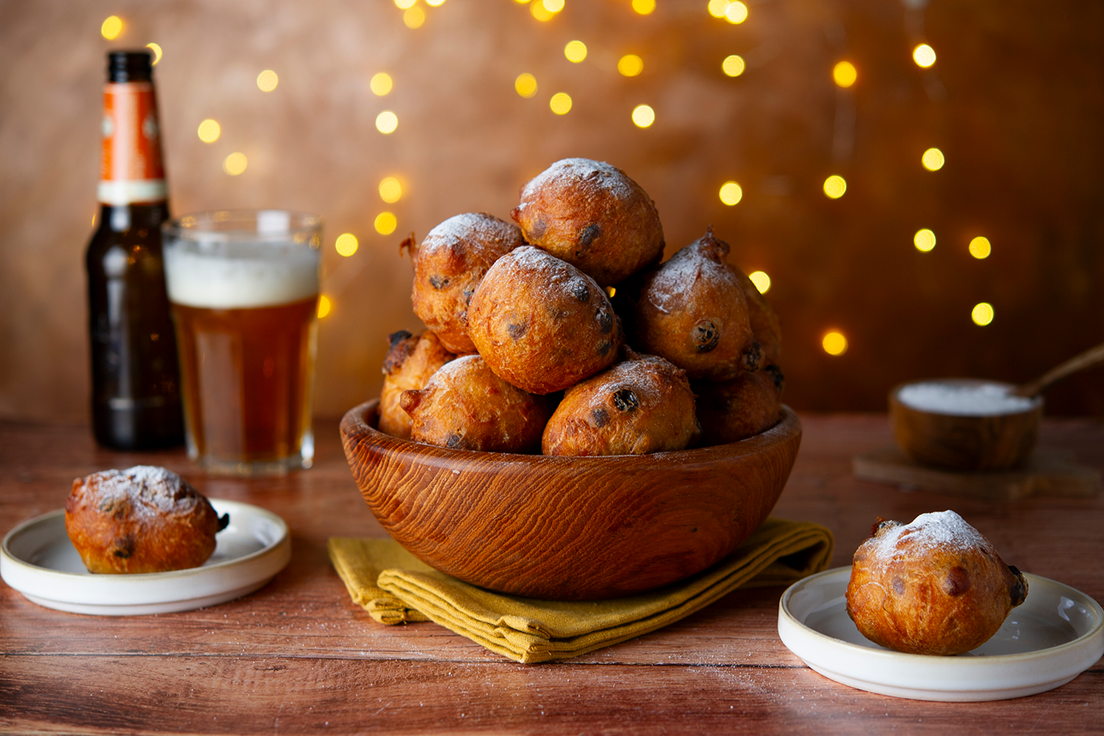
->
[618,54,644,77]
[543,0,565,12]
[833,61,857,88]
[101,16,123,40]
[515,72,538,98]
[822,331,848,356]
[404,7,426,28]
[197,119,221,143]
[376,111,399,134]
[531,2,555,21]
[913,228,936,252]
[726,2,749,24]
[823,175,847,199]
[394,0,415,8]
[317,295,333,319]
[256,70,278,92]
[564,40,587,63]
[335,233,359,257]
[722,54,746,77]
[379,176,403,203]
[223,153,248,176]
[632,0,656,15]
[913,44,937,68]
[550,92,572,115]
[972,302,994,326]
[922,147,945,171]
[631,104,655,128]
[375,212,398,235]
[426,0,446,6]
[719,181,743,206]
[707,0,728,17]
[146,43,163,65]
[370,73,393,96]
[748,271,771,294]
[969,236,992,259]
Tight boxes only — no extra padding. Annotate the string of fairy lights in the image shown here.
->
[98,0,997,355]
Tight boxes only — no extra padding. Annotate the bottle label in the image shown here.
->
[98,82,168,205]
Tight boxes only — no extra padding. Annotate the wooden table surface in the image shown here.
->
[1,414,1101,735]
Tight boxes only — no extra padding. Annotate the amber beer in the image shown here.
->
[162,211,321,475]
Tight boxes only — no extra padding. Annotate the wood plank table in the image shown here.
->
[2,414,1101,735]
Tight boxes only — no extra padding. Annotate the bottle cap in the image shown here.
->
[107,50,153,83]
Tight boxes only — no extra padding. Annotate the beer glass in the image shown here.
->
[162,210,321,475]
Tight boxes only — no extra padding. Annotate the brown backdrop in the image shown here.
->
[1,0,1101,424]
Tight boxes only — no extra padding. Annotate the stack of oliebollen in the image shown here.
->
[378,158,784,456]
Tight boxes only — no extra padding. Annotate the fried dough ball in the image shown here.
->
[694,363,784,445]
[400,354,552,453]
[467,246,622,395]
[846,511,1029,656]
[402,213,526,354]
[733,268,782,366]
[65,466,229,574]
[542,352,699,456]
[624,228,762,381]
[511,158,664,287]
[378,330,455,439]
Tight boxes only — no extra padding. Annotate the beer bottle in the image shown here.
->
[86,50,184,449]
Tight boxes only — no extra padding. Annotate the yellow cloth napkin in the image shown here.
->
[328,517,833,664]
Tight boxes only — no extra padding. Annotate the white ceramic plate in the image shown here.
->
[1,499,290,616]
[778,566,1104,701]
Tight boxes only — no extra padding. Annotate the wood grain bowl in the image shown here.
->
[340,400,802,600]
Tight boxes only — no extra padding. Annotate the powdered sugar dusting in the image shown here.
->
[865,510,990,565]
[420,213,524,260]
[646,238,736,314]
[897,381,1036,416]
[522,158,637,203]
[86,466,199,518]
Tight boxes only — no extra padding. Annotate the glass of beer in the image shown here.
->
[162,210,321,475]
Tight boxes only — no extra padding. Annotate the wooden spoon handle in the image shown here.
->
[1013,341,1104,398]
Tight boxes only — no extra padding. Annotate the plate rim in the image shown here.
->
[1,499,290,613]
[777,565,1104,700]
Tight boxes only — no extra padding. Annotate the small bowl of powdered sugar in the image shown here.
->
[889,379,1044,471]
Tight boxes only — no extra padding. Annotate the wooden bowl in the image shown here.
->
[340,400,802,600]
[889,380,1044,472]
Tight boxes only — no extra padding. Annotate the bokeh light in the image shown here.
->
[969,236,992,259]
[515,73,538,98]
[146,43,163,65]
[564,40,587,63]
[922,147,945,171]
[370,73,393,96]
[101,16,123,40]
[317,295,332,319]
[913,44,937,68]
[376,111,399,134]
[197,119,221,143]
[707,0,728,17]
[394,0,415,8]
[426,0,446,6]
[379,177,403,203]
[631,104,655,128]
[550,92,572,115]
[618,55,644,77]
[914,229,936,252]
[223,153,248,176]
[719,181,743,206]
[335,233,359,257]
[823,175,847,199]
[256,70,278,92]
[722,55,746,77]
[543,0,565,12]
[748,271,771,294]
[632,0,656,14]
[822,331,848,356]
[404,7,426,28]
[375,212,398,235]
[726,2,749,24]
[833,61,857,88]
[972,302,994,326]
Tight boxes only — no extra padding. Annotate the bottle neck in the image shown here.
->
[99,79,167,206]
[97,202,170,232]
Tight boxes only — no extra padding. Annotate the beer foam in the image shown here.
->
[165,245,319,309]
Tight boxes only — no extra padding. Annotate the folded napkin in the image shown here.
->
[328,517,833,664]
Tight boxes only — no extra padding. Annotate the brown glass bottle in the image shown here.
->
[86,50,183,449]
